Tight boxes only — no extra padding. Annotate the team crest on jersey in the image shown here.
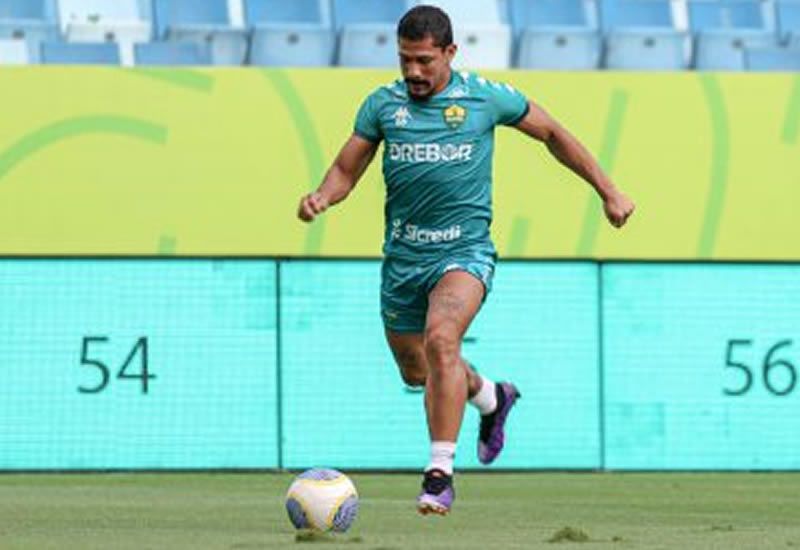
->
[443,104,467,129]
[393,106,412,127]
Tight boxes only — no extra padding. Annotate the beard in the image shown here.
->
[405,78,434,101]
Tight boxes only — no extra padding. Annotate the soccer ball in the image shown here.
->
[285,468,359,532]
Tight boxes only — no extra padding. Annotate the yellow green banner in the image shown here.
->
[0,67,798,259]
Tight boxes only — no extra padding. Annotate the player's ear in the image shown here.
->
[443,43,457,64]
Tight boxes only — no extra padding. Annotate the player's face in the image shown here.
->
[398,35,456,101]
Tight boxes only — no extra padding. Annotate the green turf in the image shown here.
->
[1,472,799,549]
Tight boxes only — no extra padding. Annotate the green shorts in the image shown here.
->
[380,247,497,333]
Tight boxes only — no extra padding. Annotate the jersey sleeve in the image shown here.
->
[486,81,529,127]
[353,92,383,143]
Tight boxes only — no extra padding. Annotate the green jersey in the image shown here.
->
[354,70,529,261]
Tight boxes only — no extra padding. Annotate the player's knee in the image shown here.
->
[399,366,426,387]
[391,346,427,386]
[424,327,460,370]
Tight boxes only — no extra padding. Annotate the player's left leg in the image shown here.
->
[416,271,483,515]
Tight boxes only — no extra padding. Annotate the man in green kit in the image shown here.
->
[297,5,634,515]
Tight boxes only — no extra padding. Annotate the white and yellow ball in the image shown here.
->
[285,468,359,532]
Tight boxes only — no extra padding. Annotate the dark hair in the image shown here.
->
[397,5,453,48]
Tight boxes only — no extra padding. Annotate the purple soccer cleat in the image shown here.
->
[416,469,454,516]
[478,382,521,465]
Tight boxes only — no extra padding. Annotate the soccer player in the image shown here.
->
[297,5,635,515]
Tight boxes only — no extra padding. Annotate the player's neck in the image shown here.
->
[430,68,453,97]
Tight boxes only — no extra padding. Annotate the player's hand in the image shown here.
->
[297,191,329,222]
[603,190,635,228]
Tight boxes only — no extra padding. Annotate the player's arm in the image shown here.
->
[514,100,635,228]
[297,134,379,223]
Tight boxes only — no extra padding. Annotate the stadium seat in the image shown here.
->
[58,0,153,66]
[599,0,675,30]
[452,24,512,69]
[0,38,30,64]
[689,0,777,69]
[744,46,800,69]
[338,23,397,67]
[332,0,406,67]
[777,0,800,43]
[414,0,506,25]
[599,0,688,70]
[411,0,512,68]
[245,0,332,26]
[509,0,598,34]
[688,0,772,31]
[0,0,59,63]
[694,29,778,69]
[40,41,120,64]
[245,0,334,66]
[250,26,334,66]
[134,41,210,65]
[516,28,600,69]
[605,29,688,69]
[153,0,247,65]
[332,0,406,28]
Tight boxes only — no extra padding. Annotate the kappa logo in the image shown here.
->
[393,106,412,127]
[447,86,469,99]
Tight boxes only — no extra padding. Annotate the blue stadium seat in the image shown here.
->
[600,0,675,30]
[40,41,120,64]
[0,0,58,63]
[688,0,770,31]
[245,0,332,26]
[337,23,397,67]
[332,0,406,28]
[509,0,597,34]
[744,46,800,70]
[694,29,778,69]
[245,0,334,66]
[134,41,210,65]
[605,29,688,69]
[777,0,800,43]
[452,25,512,68]
[598,0,687,70]
[250,26,334,66]
[413,0,511,68]
[0,37,30,64]
[516,28,600,69]
[689,0,777,69]
[153,0,248,65]
[58,0,153,66]
[416,0,506,24]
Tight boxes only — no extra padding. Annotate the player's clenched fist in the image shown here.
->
[603,190,635,228]
[297,191,329,222]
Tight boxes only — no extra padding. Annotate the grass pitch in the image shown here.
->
[1,472,799,549]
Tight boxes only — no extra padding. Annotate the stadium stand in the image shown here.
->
[0,0,59,63]
[0,0,795,71]
[58,0,152,66]
[417,0,512,68]
[0,37,30,64]
[602,0,688,70]
[134,40,210,65]
[335,0,406,67]
[246,0,334,66]
[40,40,120,64]
[744,44,800,68]
[153,0,248,65]
[511,0,601,69]
[689,0,779,70]
[777,0,800,44]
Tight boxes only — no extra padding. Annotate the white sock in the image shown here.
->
[425,441,456,475]
[469,375,497,416]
